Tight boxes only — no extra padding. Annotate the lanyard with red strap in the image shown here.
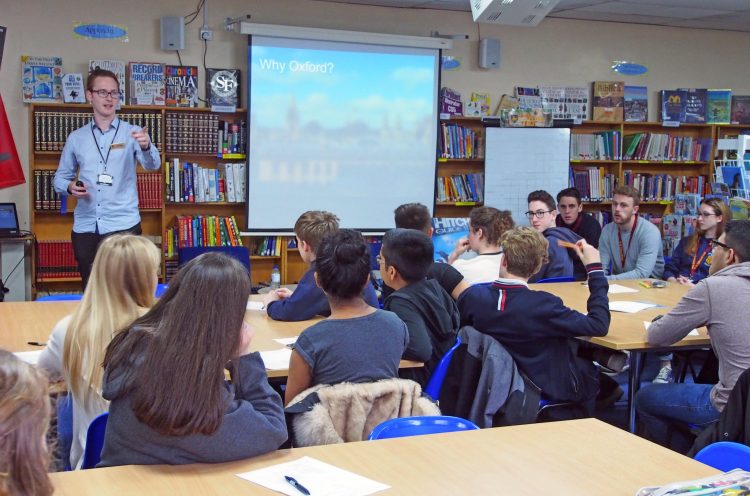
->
[690,239,713,278]
[617,215,638,268]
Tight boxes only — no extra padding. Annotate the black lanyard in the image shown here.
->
[617,215,638,268]
[91,119,121,169]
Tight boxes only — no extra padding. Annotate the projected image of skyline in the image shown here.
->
[247,37,439,230]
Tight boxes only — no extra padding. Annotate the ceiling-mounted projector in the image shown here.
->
[470,0,560,26]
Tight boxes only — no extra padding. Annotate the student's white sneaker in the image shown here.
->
[653,366,674,384]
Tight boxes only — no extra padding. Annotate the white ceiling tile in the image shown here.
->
[575,2,733,19]
[620,0,750,11]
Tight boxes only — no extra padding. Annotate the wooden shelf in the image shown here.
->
[621,160,709,165]
[36,277,81,283]
[165,202,243,207]
[570,160,619,164]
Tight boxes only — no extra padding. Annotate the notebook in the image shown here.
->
[0,203,22,237]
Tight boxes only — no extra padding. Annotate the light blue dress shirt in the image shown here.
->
[54,118,161,234]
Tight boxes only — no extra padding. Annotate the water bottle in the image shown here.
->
[270,265,281,290]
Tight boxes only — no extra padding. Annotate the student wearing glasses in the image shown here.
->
[53,68,160,288]
[526,190,582,282]
[635,221,750,452]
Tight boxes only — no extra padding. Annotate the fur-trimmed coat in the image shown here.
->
[285,378,440,446]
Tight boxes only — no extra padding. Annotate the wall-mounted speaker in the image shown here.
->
[160,16,185,51]
[479,38,501,69]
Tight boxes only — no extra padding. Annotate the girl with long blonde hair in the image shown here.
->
[0,350,53,496]
[37,234,160,469]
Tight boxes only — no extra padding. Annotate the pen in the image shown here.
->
[27,341,46,347]
[284,475,311,495]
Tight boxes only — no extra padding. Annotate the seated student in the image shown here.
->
[99,253,287,466]
[599,185,664,280]
[263,210,379,321]
[448,206,514,285]
[388,202,468,300]
[458,227,610,413]
[0,350,53,496]
[380,228,461,387]
[657,198,729,384]
[556,187,602,248]
[285,229,409,405]
[635,220,750,453]
[37,234,160,469]
[526,190,582,282]
[664,197,729,286]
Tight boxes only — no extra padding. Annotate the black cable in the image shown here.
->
[184,0,206,26]
[1,255,25,291]
[176,50,184,66]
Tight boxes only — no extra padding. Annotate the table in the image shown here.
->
[49,418,718,495]
[1,298,422,378]
[531,279,709,432]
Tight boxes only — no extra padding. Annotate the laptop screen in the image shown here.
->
[0,203,20,234]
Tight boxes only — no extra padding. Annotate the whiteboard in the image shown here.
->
[483,128,570,227]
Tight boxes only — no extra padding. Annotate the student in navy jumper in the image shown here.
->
[526,190,583,282]
[262,210,379,321]
[555,187,602,248]
[458,227,611,412]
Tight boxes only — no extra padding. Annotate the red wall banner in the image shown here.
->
[0,94,26,189]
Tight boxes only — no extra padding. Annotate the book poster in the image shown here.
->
[21,55,63,103]
[539,86,588,121]
[731,95,750,124]
[62,73,85,103]
[624,85,647,122]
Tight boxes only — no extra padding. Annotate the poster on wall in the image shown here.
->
[21,55,63,103]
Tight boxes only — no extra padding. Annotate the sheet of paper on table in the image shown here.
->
[609,301,658,313]
[608,284,639,294]
[259,348,293,370]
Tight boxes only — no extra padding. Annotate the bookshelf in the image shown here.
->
[570,121,715,226]
[28,103,307,295]
[435,116,485,218]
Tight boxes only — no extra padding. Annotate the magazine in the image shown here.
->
[635,468,750,496]
[431,217,469,263]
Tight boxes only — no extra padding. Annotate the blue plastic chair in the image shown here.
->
[368,415,479,440]
[695,442,750,471]
[536,276,576,283]
[81,413,108,469]
[424,334,462,402]
[37,294,83,301]
[155,283,168,297]
[56,394,74,471]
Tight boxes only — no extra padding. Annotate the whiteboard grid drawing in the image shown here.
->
[483,128,571,227]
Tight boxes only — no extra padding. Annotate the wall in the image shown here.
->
[2,0,750,228]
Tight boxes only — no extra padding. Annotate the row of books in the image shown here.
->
[36,241,79,280]
[438,123,484,159]
[165,159,246,203]
[33,110,164,152]
[622,133,710,162]
[164,215,243,257]
[218,120,246,157]
[254,236,284,257]
[570,167,617,202]
[570,131,621,160]
[164,112,220,155]
[135,173,163,209]
[660,89,750,124]
[622,172,709,200]
[32,170,63,210]
[436,173,484,203]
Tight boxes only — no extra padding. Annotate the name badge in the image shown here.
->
[97,173,114,186]
[110,142,125,149]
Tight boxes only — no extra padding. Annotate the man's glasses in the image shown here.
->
[713,239,731,251]
[91,89,121,99]
[525,210,553,219]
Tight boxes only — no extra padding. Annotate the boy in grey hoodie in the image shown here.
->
[635,220,750,451]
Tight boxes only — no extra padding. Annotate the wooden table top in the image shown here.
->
[1,297,421,377]
[530,279,710,351]
[49,418,717,495]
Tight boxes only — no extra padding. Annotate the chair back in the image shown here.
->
[536,276,576,283]
[155,283,168,297]
[368,415,479,440]
[695,441,750,471]
[424,334,462,401]
[178,246,250,274]
[81,412,109,469]
[56,394,74,471]
[37,294,83,301]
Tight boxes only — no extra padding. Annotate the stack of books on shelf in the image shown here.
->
[33,170,62,210]
[218,120,246,158]
[33,110,163,151]
[570,131,621,160]
[136,173,163,209]
[436,174,484,204]
[570,167,617,201]
[163,215,243,257]
[165,159,245,203]
[622,133,710,162]
[438,122,483,159]
[36,241,79,280]
[622,172,709,200]
[165,112,220,154]
[254,236,283,257]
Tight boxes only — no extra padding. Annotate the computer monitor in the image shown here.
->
[0,203,21,236]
